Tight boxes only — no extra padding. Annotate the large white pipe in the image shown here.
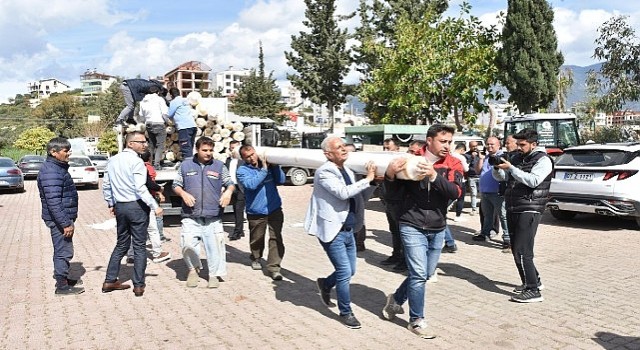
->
[255,147,427,181]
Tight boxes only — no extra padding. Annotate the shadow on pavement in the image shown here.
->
[540,212,638,232]
[592,331,640,349]
[437,262,515,296]
[69,261,87,280]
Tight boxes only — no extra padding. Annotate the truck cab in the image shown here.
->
[503,113,581,156]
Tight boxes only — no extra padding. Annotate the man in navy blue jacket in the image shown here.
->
[237,145,286,281]
[37,137,84,296]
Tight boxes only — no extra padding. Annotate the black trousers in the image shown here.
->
[105,200,150,287]
[507,211,541,289]
[231,190,246,236]
[385,201,404,259]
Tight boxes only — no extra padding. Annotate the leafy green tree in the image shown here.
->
[232,43,285,122]
[94,80,124,124]
[353,0,449,120]
[285,0,353,132]
[210,87,224,98]
[32,94,87,138]
[13,127,56,153]
[360,3,502,127]
[496,0,564,114]
[97,130,119,155]
[590,15,640,113]
[555,67,574,112]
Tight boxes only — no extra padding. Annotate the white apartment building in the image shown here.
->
[80,70,117,96]
[213,67,251,96]
[28,78,71,99]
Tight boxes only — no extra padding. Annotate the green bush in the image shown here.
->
[0,147,40,162]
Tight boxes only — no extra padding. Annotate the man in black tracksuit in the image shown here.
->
[492,128,553,303]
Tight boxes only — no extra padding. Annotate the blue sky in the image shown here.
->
[0,0,638,103]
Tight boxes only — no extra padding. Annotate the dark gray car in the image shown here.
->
[17,155,45,179]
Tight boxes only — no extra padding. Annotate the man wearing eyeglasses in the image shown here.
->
[102,131,163,297]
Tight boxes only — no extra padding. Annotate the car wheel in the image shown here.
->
[289,168,308,186]
[634,217,640,230]
[550,209,577,220]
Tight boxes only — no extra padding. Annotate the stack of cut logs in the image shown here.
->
[124,91,244,162]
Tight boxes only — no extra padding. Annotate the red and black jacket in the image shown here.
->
[384,153,464,232]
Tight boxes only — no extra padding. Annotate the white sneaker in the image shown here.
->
[382,294,404,320]
[152,252,171,263]
[427,271,438,283]
[407,318,436,339]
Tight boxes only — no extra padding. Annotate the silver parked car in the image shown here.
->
[88,154,109,176]
[0,157,25,192]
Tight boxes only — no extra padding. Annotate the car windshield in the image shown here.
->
[555,150,636,167]
[89,155,108,161]
[69,157,92,167]
[0,159,15,167]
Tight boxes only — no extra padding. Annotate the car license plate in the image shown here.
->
[564,173,593,181]
[0,180,8,186]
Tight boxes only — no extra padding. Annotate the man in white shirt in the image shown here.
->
[226,140,246,241]
[138,86,168,170]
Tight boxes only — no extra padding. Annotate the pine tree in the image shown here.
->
[496,0,564,114]
[285,0,353,133]
[231,43,284,122]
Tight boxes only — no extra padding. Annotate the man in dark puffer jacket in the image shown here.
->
[37,137,84,296]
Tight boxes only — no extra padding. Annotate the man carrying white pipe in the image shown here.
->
[381,124,464,338]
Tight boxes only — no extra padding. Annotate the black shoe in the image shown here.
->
[316,278,336,307]
[442,244,458,253]
[380,256,401,266]
[341,313,362,329]
[510,288,544,303]
[55,286,85,296]
[472,234,489,242]
[229,235,241,241]
[66,278,83,287]
[392,261,408,272]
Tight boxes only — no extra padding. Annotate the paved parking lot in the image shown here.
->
[0,180,638,349]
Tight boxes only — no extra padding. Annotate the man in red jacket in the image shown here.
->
[381,124,464,339]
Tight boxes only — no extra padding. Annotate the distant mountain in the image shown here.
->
[563,63,603,108]
[344,62,640,116]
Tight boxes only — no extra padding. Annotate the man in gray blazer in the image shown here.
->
[304,136,378,329]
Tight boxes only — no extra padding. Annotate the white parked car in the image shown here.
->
[546,142,640,228]
[68,156,100,189]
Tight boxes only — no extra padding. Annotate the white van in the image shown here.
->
[452,135,484,152]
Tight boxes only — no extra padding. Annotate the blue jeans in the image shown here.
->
[178,127,197,159]
[319,229,357,316]
[480,193,509,241]
[468,178,479,210]
[444,225,455,247]
[393,225,445,321]
[105,201,150,288]
[46,221,74,287]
